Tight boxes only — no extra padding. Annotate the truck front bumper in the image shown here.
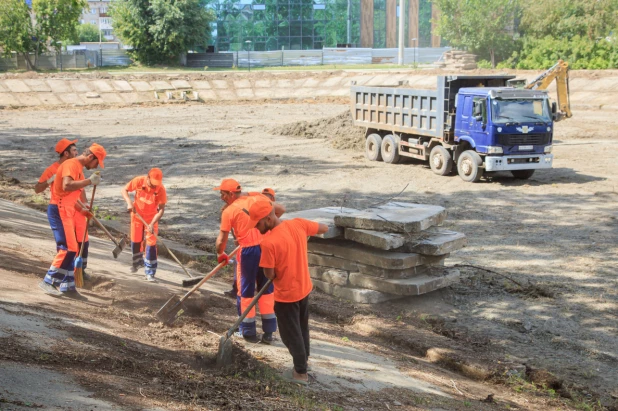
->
[485,154,553,172]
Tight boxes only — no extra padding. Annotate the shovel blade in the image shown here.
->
[216,335,233,368]
[156,294,186,326]
[112,235,127,259]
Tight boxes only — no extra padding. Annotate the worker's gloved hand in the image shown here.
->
[79,206,93,219]
[89,172,102,186]
[46,175,56,184]
[217,253,229,266]
[126,204,135,213]
[147,223,155,234]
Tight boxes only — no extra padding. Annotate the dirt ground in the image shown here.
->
[0,91,617,410]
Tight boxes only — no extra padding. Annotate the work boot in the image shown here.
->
[234,331,261,344]
[82,270,92,281]
[38,281,62,297]
[261,332,274,345]
[145,274,157,283]
[223,289,236,298]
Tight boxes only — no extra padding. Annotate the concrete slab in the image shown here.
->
[112,80,133,92]
[150,81,174,91]
[0,82,7,92]
[36,93,63,106]
[23,79,51,92]
[276,79,294,88]
[57,93,84,105]
[309,266,349,286]
[301,78,321,88]
[253,88,275,99]
[14,94,41,106]
[322,76,345,87]
[211,80,229,89]
[308,239,424,269]
[233,79,252,89]
[282,207,356,239]
[99,93,124,104]
[313,279,402,303]
[197,89,217,100]
[46,79,71,93]
[70,80,93,93]
[334,202,447,233]
[215,89,237,100]
[348,267,460,296]
[235,88,255,99]
[92,80,114,93]
[254,79,272,88]
[345,227,467,255]
[308,252,446,279]
[171,80,192,89]
[4,79,31,93]
[130,80,154,91]
[190,80,211,89]
[0,93,21,107]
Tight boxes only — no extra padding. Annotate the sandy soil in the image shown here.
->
[1,98,617,410]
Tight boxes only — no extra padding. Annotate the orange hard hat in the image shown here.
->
[248,200,273,227]
[261,188,275,200]
[55,138,78,154]
[149,168,163,185]
[89,143,107,169]
[213,178,241,192]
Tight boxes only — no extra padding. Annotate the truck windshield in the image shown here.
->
[491,99,551,124]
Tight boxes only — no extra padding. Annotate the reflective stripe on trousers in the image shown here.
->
[236,245,276,337]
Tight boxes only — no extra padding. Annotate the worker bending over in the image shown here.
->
[39,143,106,296]
[214,179,284,343]
[121,168,167,282]
[35,138,80,272]
[248,199,328,385]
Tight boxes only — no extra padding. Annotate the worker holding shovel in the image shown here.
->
[248,199,328,385]
[121,168,167,282]
[214,179,284,344]
[34,138,79,271]
[39,143,106,297]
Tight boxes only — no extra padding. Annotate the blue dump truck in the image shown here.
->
[351,75,559,182]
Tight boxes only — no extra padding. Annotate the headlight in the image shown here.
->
[497,127,502,132]
[547,127,551,132]
[544,145,552,153]
[487,146,503,154]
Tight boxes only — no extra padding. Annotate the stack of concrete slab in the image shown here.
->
[435,50,478,70]
[282,203,466,304]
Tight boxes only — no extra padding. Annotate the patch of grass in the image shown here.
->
[29,195,48,206]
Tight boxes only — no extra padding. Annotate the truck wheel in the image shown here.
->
[511,170,535,179]
[429,145,453,176]
[365,134,383,161]
[457,150,483,183]
[381,135,400,164]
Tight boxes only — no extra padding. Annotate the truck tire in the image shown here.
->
[429,145,453,176]
[381,135,400,164]
[511,169,535,179]
[365,134,383,161]
[457,150,483,183]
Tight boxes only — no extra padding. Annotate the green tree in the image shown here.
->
[0,0,40,69]
[431,0,519,67]
[110,0,216,64]
[76,23,102,43]
[35,0,86,52]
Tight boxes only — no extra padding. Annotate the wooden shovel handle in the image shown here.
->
[225,278,273,339]
[78,186,97,257]
[179,246,240,303]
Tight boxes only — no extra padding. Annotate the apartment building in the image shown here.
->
[79,0,116,41]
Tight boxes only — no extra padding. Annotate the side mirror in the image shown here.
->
[551,102,557,114]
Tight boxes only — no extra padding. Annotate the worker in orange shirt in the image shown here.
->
[39,143,106,296]
[121,168,167,282]
[223,187,277,299]
[248,200,328,385]
[214,179,285,343]
[35,138,79,268]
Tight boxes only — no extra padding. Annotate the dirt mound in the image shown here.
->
[271,110,365,151]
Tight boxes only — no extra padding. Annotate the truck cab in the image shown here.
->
[454,88,554,179]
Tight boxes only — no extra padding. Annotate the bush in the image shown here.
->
[514,35,618,69]
[476,59,493,69]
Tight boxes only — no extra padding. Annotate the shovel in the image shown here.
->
[131,209,196,283]
[217,278,273,368]
[156,246,240,326]
[75,185,97,287]
[76,200,127,258]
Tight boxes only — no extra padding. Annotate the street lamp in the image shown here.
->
[410,38,417,68]
[245,40,252,72]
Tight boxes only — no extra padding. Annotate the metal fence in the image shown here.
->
[233,47,451,68]
[0,49,132,71]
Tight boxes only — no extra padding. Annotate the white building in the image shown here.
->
[79,0,116,41]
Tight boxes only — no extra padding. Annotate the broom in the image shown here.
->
[75,184,97,287]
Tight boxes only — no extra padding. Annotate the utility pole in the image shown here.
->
[347,0,351,45]
[398,0,404,65]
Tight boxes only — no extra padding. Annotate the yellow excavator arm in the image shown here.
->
[525,60,572,121]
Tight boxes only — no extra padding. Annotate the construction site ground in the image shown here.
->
[0,70,617,410]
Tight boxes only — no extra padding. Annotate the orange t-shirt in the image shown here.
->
[38,162,60,205]
[259,218,320,303]
[53,158,84,205]
[220,194,269,247]
[125,176,167,215]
